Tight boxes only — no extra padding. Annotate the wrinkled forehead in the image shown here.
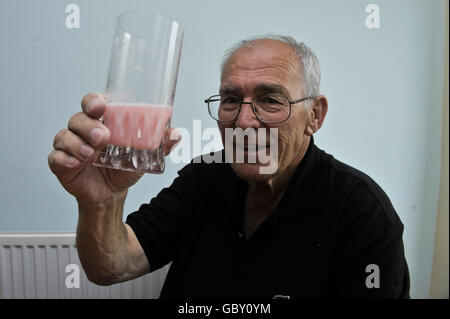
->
[221,40,303,93]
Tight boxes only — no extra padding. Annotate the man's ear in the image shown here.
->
[305,95,328,136]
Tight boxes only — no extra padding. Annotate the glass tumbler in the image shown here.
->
[93,11,183,174]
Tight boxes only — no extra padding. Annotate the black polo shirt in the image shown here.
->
[125,137,410,299]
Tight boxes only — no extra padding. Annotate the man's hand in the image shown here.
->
[48,92,181,206]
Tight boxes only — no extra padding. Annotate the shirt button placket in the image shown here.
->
[233,231,249,280]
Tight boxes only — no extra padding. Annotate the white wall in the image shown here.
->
[0,0,446,298]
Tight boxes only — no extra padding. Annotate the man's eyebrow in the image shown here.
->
[219,86,241,96]
[254,84,290,97]
[219,84,290,97]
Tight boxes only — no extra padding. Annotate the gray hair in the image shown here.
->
[221,34,321,107]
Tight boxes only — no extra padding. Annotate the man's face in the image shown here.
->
[219,39,313,182]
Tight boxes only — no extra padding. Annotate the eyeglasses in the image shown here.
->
[204,94,316,124]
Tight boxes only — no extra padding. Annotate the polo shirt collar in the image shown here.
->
[275,135,320,216]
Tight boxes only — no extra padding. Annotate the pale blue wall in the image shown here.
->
[0,0,446,298]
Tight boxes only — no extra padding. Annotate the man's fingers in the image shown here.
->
[53,128,99,163]
[48,149,82,175]
[81,93,107,119]
[67,112,111,149]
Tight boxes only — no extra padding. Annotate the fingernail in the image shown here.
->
[89,128,103,144]
[80,144,94,157]
[67,156,78,167]
[170,129,182,141]
[87,97,105,110]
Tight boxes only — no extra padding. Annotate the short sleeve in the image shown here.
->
[125,164,197,272]
[330,182,410,298]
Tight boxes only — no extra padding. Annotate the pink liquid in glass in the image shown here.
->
[102,103,173,151]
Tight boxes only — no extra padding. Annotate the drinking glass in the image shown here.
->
[93,11,183,174]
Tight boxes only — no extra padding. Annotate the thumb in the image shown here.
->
[164,127,182,156]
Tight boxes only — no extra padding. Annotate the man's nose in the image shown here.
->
[234,102,262,129]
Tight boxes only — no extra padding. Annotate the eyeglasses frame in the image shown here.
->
[204,94,316,124]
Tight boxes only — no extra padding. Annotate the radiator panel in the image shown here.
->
[0,233,168,299]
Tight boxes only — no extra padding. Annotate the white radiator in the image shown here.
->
[0,233,169,299]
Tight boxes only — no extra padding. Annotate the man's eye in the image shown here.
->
[260,97,282,104]
[222,97,239,104]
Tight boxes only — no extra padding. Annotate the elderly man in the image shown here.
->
[48,35,410,298]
